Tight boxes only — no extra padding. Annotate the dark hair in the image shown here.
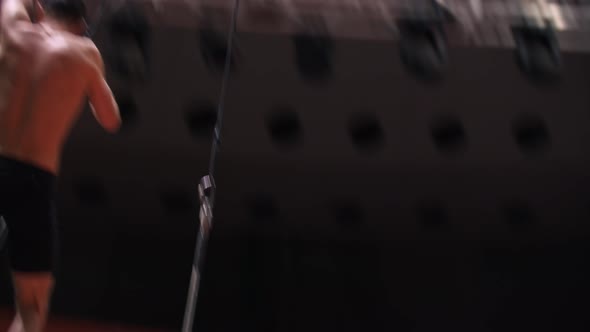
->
[43,0,87,21]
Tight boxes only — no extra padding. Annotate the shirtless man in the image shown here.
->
[0,0,120,331]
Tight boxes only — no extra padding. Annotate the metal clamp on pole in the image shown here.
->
[182,175,215,332]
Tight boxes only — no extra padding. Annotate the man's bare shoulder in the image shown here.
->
[65,36,97,54]
[63,37,102,66]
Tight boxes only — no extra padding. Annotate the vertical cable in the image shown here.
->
[206,0,241,206]
[182,1,241,331]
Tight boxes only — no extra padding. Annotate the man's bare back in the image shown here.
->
[0,3,120,174]
[0,1,120,331]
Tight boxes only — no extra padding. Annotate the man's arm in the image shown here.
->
[1,0,36,28]
[86,44,121,133]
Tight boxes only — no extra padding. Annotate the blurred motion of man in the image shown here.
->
[0,0,120,331]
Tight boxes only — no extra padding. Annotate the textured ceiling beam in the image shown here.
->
[85,0,590,51]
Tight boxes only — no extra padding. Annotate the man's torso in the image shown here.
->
[0,23,92,174]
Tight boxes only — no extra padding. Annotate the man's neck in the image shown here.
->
[40,19,70,34]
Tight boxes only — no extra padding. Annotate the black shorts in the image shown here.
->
[0,156,58,273]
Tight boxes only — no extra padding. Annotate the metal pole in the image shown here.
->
[182,0,240,330]
[182,176,214,332]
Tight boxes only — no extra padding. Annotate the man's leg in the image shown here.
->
[1,162,58,332]
[8,272,54,332]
